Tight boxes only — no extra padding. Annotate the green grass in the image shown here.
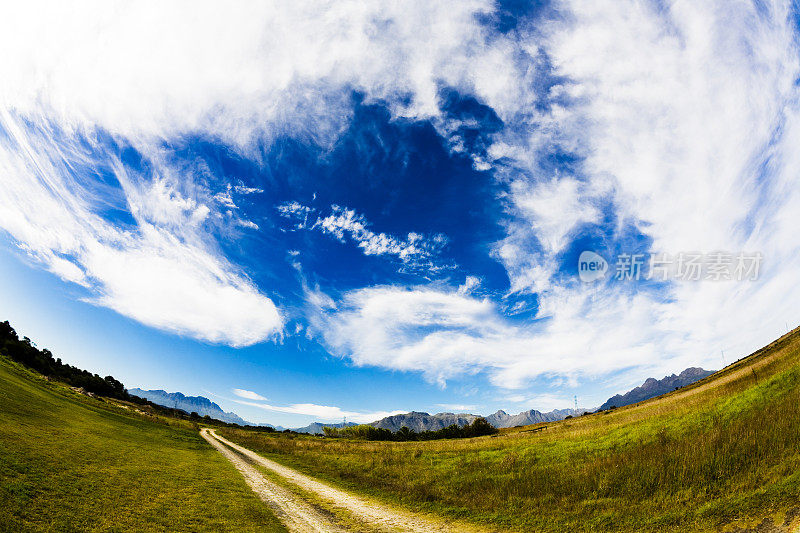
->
[220,328,800,532]
[0,356,287,533]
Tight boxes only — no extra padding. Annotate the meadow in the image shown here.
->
[0,356,287,532]
[220,328,800,532]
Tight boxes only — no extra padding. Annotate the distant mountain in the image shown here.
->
[291,421,357,435]
[368,408,590,432]
[598,367,715,411]
[485,408,589,428]
[128,388,260,427]
[131,368,713,436]
[370,411,480,432]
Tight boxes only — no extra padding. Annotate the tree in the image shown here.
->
[464,417,498,437]
[396,426,415,441]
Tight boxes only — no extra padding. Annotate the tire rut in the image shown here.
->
[203,428,495,533]
[200,428,348,532]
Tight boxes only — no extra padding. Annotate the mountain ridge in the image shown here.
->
[363,407,592,433]
[127,388,262,427]
[292,421,358,434]
[132,365,715,434]
[598,367,715,411]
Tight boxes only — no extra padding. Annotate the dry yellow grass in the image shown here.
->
[221,327,800,532]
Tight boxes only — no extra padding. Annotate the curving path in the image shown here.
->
[201,428,494,533]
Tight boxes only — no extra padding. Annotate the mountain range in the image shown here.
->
[127,388,272,427]
[131,366,714,434]
[369,408,591,433]
[597,367,715,411]
[292,421,358,434]
[372,411,481,432]
[485,408,589,428]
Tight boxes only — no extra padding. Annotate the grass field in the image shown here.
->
[0,356,287,533]
[3,325,798,532]
[220,328,800,532]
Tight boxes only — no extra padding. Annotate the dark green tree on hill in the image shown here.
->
[0,320,130,401]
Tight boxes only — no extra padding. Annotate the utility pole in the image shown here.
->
[574,395,578,413]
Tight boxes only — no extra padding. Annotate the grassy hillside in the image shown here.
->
[220,328,800,532]
[0,356,287,533]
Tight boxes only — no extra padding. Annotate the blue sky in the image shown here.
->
[2,1,800,427]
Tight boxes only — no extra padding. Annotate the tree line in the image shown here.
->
[0,320,135,401]
[0,319,499,441]
[322,417,498,441]
[0,320,218,423]
[0,320,348,433]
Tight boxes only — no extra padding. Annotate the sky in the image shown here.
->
[2,0,800,428]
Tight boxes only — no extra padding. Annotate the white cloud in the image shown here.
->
[2,0,800,398]
[0,110,282,346]
[233,185,264,195]
[279,203,449,272]
[311,284,684,389]
[232,389,269,401]
[0,0,519,345]
[0,0,514,149]
[312,268,799,392]
[457,275,481,295]
[524,0,800,372]
[504,393,574,413]
[538,0,797,250]
[436,403,478,412]
[318,207,448,265]
[511,177,599,255]
[402,0,800,392]
[233,399,404,424]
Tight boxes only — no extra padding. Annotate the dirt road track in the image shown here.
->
[201,428,346,532]
[201,428,493,533]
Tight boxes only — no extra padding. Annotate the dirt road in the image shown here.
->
[201,428,492,533]
[200,428,346,532]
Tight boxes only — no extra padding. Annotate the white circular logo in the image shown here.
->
[578,251,608,282]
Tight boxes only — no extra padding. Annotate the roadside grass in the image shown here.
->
[246,457,384,533]
[0,356,287,533]
[216,430,493,533]
[221,328,800,532]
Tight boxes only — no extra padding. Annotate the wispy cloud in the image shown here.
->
[311,283,695,389]
[436,403,478,412]
[304,0,800,394]
[232,398,405,424]
[502,394,575,413]
[0,111,283,346]
[279,203,449,273]
[0,1,510,148]
[233,388,268,401]
[0,0,512,345]
[2,0,800,405]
